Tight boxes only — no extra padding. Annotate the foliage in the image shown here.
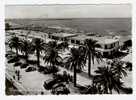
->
[84,39,103,76]
[57,41,69,50]
[93,66,123,94]
[43,66,59,74]
[111,59,127,78]
[53,71,73,83]
[7,56,19,63]
[31,38,46,67]
[8,36,22,56]
[14,62,22,67]
[20,39,33,61]
[64,47,86,86]
[43,42,62,66]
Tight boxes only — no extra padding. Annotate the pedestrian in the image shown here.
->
[17,70,20,81]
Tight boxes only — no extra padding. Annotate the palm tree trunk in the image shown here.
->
[74,65,77,87]
[36,50,40,67]
[25,52,28,63]
[88,52,91,77]
[15,48,18,56]
[109,89,112,94]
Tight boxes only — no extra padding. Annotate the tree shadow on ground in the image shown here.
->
[104,51,128,59]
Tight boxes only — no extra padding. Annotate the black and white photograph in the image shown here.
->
[5,4,132,95]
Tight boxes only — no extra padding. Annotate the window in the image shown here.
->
[105,45,107,49]
[71,40,75,43]
[76,40,80,44]
[64,38,67,41]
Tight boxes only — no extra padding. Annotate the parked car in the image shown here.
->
[25,67,36,72]
[20,63,29,69]
[43,78,58,90]
[51,83,70,95]
[43,77,64,90]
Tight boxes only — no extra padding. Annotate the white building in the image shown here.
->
[70,35,120,56]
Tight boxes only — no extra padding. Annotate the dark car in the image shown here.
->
[20,63,29,69]
[25,67,36,72]
[43,76,66,90]
[43,78,59,90]
[51,83,70,95]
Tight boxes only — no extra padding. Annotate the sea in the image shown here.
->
[5,18,131,36]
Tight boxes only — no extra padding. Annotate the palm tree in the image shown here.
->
[93,66,123,94]
[20,39,33,62]
[64,47,86,86]
[8,36,22,56]
[58,41,69,51]
[47,41,58,49]
[84,39,102,76]
[111,59,127,78]
[43,41,62,67]
[32,38,45,67]
[43,47,62,67]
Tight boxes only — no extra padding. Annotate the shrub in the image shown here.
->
[43,71,72,91]
[43,66,59,74]
[53,71,73,83]
[38,66,45,72]
[14,62,22,67]
[7,57,19,63]
[27,60,37,65]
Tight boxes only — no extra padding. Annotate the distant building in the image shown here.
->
[49,33,120,56]
[69,35,120,56]
[94,37,120,56]
[48,33,78,41]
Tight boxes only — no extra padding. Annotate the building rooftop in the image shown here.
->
[70,35,92,41]
[70,35,119,44]
[51,33,77,38]
[90,36,119,44]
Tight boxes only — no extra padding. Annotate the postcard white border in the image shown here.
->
[0,0,136,100]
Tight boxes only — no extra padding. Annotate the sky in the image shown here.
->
[5,4,131,19]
